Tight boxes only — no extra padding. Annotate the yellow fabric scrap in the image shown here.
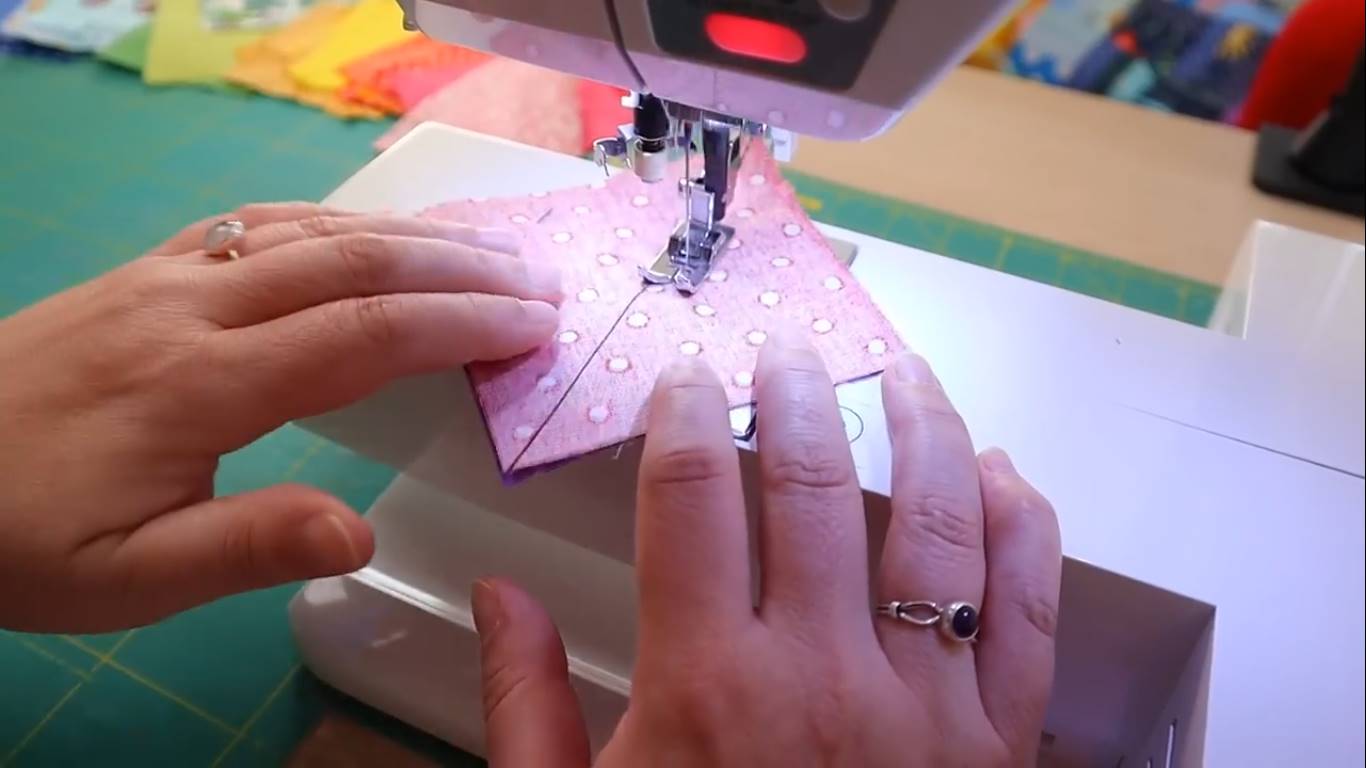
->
[226,2,381,119]
[286,0,413,92]
[143,0,258,85]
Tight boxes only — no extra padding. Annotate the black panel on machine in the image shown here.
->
[644,0,892,91]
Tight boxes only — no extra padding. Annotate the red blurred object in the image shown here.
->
[704,13,808,64]
[1114,30,1140,57]
[1237,0,1365,130]
[577,80,631,153]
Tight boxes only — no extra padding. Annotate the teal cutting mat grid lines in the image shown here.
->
[1,54,1220,767]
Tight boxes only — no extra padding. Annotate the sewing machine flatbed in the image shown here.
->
[291,123,1365,767]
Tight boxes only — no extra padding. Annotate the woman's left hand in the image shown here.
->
[0,202,562,633]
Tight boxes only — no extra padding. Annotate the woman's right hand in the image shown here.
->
[471,331,1062,767]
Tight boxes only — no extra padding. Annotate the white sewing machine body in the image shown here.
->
[291,125,1365,767]
[393,0,1015,141]
[392,1,1018,292]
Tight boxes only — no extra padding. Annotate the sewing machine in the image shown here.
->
[383,0,1014,291]
[287,5,1366,766]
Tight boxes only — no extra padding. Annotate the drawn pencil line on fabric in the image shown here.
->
[508,286,649,472]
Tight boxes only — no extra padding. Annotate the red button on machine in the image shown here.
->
[704,13,808,64]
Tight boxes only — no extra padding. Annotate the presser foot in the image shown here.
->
[639,221,735,295]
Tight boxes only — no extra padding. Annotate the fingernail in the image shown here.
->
[981,447,1017,474]
[304,513,363,572]
[471,579,503,635]
[893,353,938,387]
[520,300,560,334]
[764,323,811,352]
[658,357,713,387]
[433,220,476,240]
[474,227,520,254]
[526,261,564,300]
[431,221,518,253]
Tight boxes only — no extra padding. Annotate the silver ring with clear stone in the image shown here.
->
[203,219,246,260]
[877,600,979,643]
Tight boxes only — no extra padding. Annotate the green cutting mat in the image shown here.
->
[1,54,1220,767]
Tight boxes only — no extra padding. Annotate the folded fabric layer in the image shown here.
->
[375,56,586,154]
[96,21,149,70]
[286,0,411,92]
[2,0,150,52]
[1,0,73,56]
[424,147,905,474]
[375,56,630,156]
[385,61,482,112]
[144,0,258,85]
[338,37,490,114]
[226,1,380,119]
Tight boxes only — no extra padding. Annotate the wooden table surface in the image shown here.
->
[792,67,1363,286]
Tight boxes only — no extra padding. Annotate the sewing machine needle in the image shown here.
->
[682,122,692,268]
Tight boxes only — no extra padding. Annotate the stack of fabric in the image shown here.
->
[0,0,630,154]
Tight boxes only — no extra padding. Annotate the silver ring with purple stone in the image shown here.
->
[877,600,980,643]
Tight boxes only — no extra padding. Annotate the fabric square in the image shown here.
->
[143,0,258,85]
[226,2,381,119]
[375,56,629,156]
[285,0,411,93]
[385,59,487,112]
[95,21,149,70]
[338,38,490,114]
[375,56,582,154]
[1,0,76,57]
[424,146,903,475]
[2,0,150,52]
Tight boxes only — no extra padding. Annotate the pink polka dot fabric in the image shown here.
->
[423,146,905,475]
